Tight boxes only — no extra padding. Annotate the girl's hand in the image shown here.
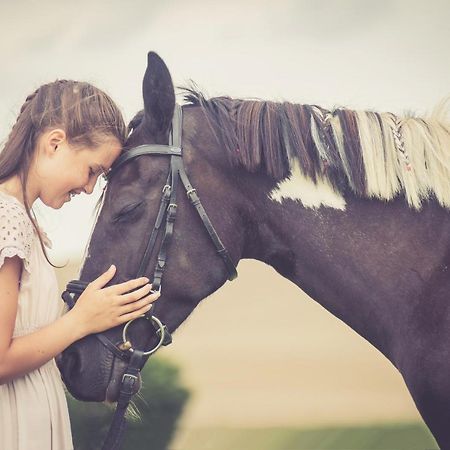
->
[69,265,160,337]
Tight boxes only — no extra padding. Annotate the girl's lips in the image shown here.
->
[65,191,79,201]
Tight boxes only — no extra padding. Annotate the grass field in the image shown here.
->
[173,424,437,450]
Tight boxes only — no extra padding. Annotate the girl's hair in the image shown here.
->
[0,79,127,267]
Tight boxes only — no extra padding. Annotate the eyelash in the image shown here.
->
[113,202,143,223]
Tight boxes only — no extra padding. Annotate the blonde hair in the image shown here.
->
[0,80,127,266]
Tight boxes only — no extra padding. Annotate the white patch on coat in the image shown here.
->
[269,160,346,210]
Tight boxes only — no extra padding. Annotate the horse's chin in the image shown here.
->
[105,360,142,403]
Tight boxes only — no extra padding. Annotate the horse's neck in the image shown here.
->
[244,193,450,363]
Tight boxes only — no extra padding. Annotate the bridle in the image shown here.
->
[61,104,238,450]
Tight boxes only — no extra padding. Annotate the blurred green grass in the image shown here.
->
[174,423,437,450]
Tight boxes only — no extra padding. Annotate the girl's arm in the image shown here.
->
[0,256,159,385]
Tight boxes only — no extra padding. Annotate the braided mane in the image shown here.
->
[183,88,450,209]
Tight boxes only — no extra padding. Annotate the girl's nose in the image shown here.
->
[84,178,96,195]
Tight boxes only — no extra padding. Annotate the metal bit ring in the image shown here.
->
[121,315,166,356]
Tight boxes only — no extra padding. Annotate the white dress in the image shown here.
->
[0,191,73,450]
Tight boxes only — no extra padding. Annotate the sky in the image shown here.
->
[0,0,449,263]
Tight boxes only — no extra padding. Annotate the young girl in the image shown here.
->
[0,80,160,450]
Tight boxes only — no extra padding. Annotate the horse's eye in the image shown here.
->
[113,201,143,222]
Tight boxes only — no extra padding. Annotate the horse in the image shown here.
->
[58,52,450,448]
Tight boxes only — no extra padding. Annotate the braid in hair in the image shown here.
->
[20,88,40,114]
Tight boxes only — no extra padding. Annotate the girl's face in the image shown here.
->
[35,130,122,209]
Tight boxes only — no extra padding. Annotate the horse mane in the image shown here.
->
[182,87,450,209]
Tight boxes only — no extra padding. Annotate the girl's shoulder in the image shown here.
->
[0,191,34,272]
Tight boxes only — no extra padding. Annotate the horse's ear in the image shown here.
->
[142,51,175,136]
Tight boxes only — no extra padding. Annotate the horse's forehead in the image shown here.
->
[110,156,170,190]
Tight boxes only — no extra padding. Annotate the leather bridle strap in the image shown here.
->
[101,349,146,450]
[109,145,182,172]
[133,108,182,286]
[128,104,237,287]
[178,165,238,280]
[149,154,181,289]
[135,171,172,281]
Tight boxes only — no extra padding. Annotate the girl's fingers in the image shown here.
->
[118,303,153,324]
[105,276,150,295]
[89,264,116,289]
[119,294,158,315]
[119,285,159,304]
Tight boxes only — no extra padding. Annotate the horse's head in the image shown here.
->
[59,52,248,402]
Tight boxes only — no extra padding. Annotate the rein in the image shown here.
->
[61,104,237,450]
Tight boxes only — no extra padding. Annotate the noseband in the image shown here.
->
[61,104,237,450]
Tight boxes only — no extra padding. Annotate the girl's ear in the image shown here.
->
[43,129,67,154]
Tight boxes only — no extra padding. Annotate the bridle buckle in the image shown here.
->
[186,188,197,200]
[167,203,177,221]
[122,373,138,384]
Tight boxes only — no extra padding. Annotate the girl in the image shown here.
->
[0,80,160,450]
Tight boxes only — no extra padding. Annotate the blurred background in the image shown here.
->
[1,1,448,448]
